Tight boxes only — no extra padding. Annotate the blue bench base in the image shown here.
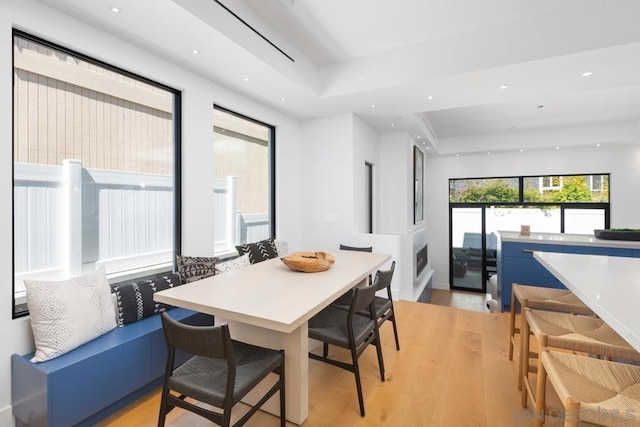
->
[12,308,212,427]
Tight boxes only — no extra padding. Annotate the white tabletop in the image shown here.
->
[534,251,640,352]
[154,250,391,334]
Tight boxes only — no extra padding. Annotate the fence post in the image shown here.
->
[226,176,237,248]
[63,159,82,277]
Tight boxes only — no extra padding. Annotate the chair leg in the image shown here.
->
[509,289,518,360]
[351,346,366,417]
[520,309,531,406]
[390,308,400,351]
[323,342,329,358]
[564,398,580,427]
[374,332,386,382]
[534,351,548,427]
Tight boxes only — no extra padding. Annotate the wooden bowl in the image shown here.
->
[280,251,335,273]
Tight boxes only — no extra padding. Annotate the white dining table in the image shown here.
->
[154,249,391,425]
[534,251,640,352]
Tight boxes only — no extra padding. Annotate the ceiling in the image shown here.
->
[35,0,640,155]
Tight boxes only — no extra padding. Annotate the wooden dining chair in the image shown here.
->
[159,312,286,427]
[308,281,385,417]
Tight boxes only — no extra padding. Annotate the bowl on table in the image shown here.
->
[280,251,335,273]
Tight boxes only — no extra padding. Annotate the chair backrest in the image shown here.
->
[350,282,378,318]
[161,311,232,360]
[339,244,373,253]
[374,261,396,292]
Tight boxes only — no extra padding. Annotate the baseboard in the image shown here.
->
[432,281,449,290]
[0,404,15,427]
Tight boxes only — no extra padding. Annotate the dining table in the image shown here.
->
[154,249,391,425]
[534,251,640,352]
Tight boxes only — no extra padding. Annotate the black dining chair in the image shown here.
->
[308,281,385,417]
[158,312,286,427]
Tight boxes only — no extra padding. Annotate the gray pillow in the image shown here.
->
[176,255,219,283]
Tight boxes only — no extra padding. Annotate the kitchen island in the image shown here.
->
[497,231,640,312]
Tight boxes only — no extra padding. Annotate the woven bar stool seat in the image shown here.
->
[521,308,640,413]
[534,350,640,427]
[509,283,594,390]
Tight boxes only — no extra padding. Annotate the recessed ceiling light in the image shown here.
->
[426,147,429,150]
[427,95,433,100]
[555,146,560,150]
[487,151,491,155]
[244,77,249,82]
[191,49,199,55]
[281,97,286,101]
[417,136,421,139]
[371,104,376,108]
[390,123,395,127]
[111,6,120,13]
[581,71,593,77]
[520,149,524,152]
[596,143,601,147]
[499,84,509,89]
[456,154,460,157]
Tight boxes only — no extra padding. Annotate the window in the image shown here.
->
[12,31,181,317]
[212,106,274,256]
[540,175,563,191]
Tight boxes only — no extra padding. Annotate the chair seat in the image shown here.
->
[541,351,640,427]
[332,293,392,318]
[513,284,592,315]
[309,306,375,348]
[527,309,640,362]
[168,340,283,407]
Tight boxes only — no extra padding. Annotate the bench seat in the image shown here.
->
[12,307,212,427]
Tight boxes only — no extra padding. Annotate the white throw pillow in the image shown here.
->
[214,253,250,274]
[24,267,116,363]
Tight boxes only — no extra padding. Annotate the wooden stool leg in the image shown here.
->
[564,398,580,427]
[509,288,518,361]
[520,308,531,404]
[534,350,548,427]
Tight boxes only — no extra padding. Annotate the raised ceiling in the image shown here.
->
[34,0,640,154]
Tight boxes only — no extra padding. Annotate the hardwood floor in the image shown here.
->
[97,301,542,426]
[428,288,491,313]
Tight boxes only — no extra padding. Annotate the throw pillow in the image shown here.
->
[236,238,279,264]
[112,274,181,326]
[24,267,116,363]
[214,253,250,274]
[176,255,219,283]
[274,239,289,257]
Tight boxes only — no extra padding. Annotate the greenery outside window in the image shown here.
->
[12,31,181,318]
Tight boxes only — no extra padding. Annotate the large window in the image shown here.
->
[12,31,181,317]
[449,174,610,292]
[212,106,274,257]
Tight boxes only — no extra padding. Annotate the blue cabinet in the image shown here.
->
[499,241,637,312]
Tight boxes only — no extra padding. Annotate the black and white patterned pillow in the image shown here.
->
[176,255,218,284]
[112,274,181,326]
[274,239,289,257]
[236,238,279,264]
[214,253,250,274]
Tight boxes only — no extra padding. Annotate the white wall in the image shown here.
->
[0,1,303,424]
[352,115,381,233]
[425,143,640,290]
[379,132,415,234]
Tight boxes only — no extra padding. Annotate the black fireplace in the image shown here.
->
[416,243,428,277]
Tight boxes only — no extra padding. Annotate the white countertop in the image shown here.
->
[498,230,640,249]
[534,251,640,352]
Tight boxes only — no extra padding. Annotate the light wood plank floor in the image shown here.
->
[97,301,544,426]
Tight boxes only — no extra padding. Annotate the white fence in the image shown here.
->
[14,162,268,293]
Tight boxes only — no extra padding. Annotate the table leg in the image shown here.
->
[218,317,309,425]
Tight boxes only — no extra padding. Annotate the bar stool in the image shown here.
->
[521,308,640,413]
[534,349,640,427]
[508,283,593,390]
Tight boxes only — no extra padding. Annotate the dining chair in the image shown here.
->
[508,283,593,390]
[534,349,640,427]
[308,281,385,417]
[158,312,286,427]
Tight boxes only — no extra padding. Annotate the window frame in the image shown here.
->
[11,29,182,319]
[212,104,276,245]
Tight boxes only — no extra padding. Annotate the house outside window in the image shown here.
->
[12,31,181,317]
